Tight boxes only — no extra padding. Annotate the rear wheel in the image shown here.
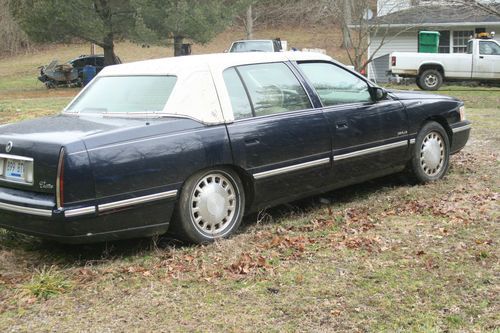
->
[418,69,443,91]
[415,77,423,90]
[409,121,450,183]
[173,168,245,243]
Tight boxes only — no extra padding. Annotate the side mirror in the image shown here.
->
[372,87,387,101]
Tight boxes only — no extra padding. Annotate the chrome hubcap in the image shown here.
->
[190,173,238,235]
[424,74,438,87]
[420,131,444,176]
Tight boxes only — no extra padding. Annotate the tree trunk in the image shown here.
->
[174,35,184,57]
[245,5,253,39]
[102,33,117,65]
[341,0,352,48]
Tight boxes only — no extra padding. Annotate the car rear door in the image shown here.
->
[223,62,332,206]
[296,61,409,185]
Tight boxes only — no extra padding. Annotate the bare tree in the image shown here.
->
[0,0,30,55]
[443,0,500,17]
[236,0,325,39]
[325,0,423,72]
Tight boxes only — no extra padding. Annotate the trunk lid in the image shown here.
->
[0,114,201,194]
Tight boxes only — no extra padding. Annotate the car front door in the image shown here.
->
[473,40,500,79]
[223,62,332,207]
[296,61,409,186]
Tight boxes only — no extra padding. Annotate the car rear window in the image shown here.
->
[230,41,274,52]
[66,76,177,114]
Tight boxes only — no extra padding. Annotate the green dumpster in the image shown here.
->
[418,31,440,53]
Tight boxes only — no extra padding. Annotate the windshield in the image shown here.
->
[230,41,274,52]
[66,76,177,114]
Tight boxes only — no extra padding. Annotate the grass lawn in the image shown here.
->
[0,44,498,331]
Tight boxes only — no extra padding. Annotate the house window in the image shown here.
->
[438,31,450,53]
[453,30,474,53]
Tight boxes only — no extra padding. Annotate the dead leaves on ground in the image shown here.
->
[227,253,269,276]
[1,151,497,313]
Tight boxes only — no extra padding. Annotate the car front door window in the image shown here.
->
[479,41,500,55]
[299,62,372,106]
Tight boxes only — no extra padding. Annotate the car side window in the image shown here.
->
[71,59,85,68]
[82,58,95,66]
[479,41,500,55]
[299,62,372,106]
[95,57,105,67]
[223,68,253,120]
[236,62,312,117]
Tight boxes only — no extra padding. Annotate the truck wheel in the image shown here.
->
[419,69,443,91]
[415,77,423,90]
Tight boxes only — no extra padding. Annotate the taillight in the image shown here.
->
[391,56,397,67]
[56,148,65,209]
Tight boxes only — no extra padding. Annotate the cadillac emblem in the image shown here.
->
[5,141,13,153]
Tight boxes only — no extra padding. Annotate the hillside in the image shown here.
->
[0,25,348,91]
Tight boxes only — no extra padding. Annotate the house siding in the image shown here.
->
[368,31,417,83]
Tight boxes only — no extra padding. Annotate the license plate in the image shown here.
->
[6,159,25,181]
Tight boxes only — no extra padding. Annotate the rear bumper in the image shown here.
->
[0,187,175,243]
[450,121,471,154]
[391,69,418,77]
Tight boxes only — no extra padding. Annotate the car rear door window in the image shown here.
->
[299,62,371,106]
[236,62,311,117]
[223,68,253,120]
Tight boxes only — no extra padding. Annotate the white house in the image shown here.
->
[368,0,500,82]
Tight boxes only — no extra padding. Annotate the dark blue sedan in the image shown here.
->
[0,52,471,244]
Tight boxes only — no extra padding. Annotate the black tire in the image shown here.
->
[418,69,443,91]
[409,121,450,183]
[415,77,424,90]
[172,168,245,244]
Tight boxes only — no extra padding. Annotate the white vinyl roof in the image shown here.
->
[84,52,335,124]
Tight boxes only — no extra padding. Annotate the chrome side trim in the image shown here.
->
[334,141,408,161]
[0,201,52,217]
[452,124,472,133]
[98,190,178,212]
[410,139,416,144]
[64,206,96,218]
[253,158,330,180]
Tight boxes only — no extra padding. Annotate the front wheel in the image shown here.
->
[418,69,443,91]
[172,168,245,244]
[409,121,450,183]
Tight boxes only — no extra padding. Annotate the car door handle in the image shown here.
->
[336,120,348,129]
[479,56,484,59]
[244,138,260,146]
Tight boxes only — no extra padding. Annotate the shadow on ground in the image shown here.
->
[1,172,412,266]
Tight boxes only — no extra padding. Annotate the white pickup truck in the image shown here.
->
[390,37,500,90]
